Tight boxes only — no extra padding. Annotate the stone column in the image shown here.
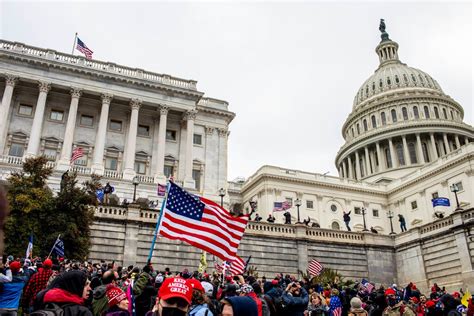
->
[295,225,309,275]
[218,128,229,191]
[0,75,18,155]
[57,88,82,170]
[430,133,438,160]
[443,133,451,154]
[364,147,371,176]
[455,135,461,149]
[342,160,348,179]
[26,82,51,157]
[123,99,141,180]
[338,166,343,178]
[402,135,410,165]
[355,151,361,179]
[153,105,169,183]
[204,126,217,193]
[465,137,469,145]
[347,156,353,179]
[376,142,384,172]
[183,109,197,189]
[416,133,425,164]
[388,138,397,168]
[91,94,113,175]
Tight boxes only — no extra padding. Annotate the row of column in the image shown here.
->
[339,133,469,180]
[0,77,199,186]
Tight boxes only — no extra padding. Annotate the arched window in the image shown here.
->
[402,107,408,120]
[434,106,440,119]
[422,142,430,162]
[413,106,419,119]
[351,128,354,137]
[371,115,377,128]
[381,112,387,125]
[396,143,405,165]
[356,124,360,135]
[443,108,448,119]
[385,148,392,168]
[363,119,368,132]
[395,75,400,84]
[387,77,391,86]
[391,109,397,122]
[372,82,375,91]
[424,106,430,118]
[408,142,417,164]
[331,221,340,230]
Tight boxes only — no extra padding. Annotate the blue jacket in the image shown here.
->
[282,287,309,316]
[0,274,27,309]
[189,303,213,316]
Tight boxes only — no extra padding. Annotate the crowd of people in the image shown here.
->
[1,257,473,316]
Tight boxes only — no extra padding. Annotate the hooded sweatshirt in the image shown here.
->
[226,296,258,316]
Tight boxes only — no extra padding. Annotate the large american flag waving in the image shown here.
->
[157,182,249,261]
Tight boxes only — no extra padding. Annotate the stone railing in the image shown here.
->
[103,169,123,179]
[136,174,154,184]
[0,155,23,166]
[94,205,127,220]
[140,209,160,223]
[0,40,198,91]
[71,165,91,175]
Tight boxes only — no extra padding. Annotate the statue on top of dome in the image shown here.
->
[379,18,390,42]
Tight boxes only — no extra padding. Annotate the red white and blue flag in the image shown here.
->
[157,184,166,197]
[361,279,375,293]
[330,296,343,316]
[70,147,84,164]
[76,37,93,59]
[273,201,292,212]
[308,258,324,276]
[157,182,249,261]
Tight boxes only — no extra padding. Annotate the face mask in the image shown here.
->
[161,307,187,316]
[387,297,399,307]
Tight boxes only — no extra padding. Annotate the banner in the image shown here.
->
[432,197,450,207]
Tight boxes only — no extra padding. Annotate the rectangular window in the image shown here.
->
[164,165,174,178]
[454,181,464,192]
[193,134,202,145]
[306,200,314,209]
[411,201,418,210]
[18,104,33,116]
[166,130,177,141]
[105,157,118,171]
[354,207,362,215]
[372,209,379,217]
[50,110,64,121]
[431,192,439,199]
[74,156,88,166]
[192,169,201,190]
[9,143,24,157]
[80,115,94,127]
[43,148,57,161]
[109,120,123,132]
[134,161,146,174]
[285,197,293,205]
[138,125,150,137]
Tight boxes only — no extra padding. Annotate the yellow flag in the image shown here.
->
[198,251,207,273]
[461,288,471,307]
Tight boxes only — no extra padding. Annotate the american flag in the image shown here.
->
[157,182,249,261]
[361,278,375,293]
[329,295,343,316]
[157,184,166,197]
[70,147,84,164]
[273,201,292,212]
[308,258,323,276]
[76,37,93,60]
[228,256,246,275]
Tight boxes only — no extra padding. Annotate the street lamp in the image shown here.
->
[219,188,226,207]
[450,183,463,211]
[132,176,139,202]
[387,210,396,235]
[361,207,369,231]
[295,198,302,223]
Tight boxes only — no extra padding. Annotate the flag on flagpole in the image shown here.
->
[76,37,93,59]
[228,256,246,275]
[361,279,374,293]
[70,147,84,164]
[157,182,249,261]
[308,258,324,276]
[198,251,207,273]
[273,201,292,212]
[461,289,471,307]
[25,235,33,259]
[53,237,65,257]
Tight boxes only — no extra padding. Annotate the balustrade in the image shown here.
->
[0,155,23,165]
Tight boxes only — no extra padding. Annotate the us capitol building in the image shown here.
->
[0,22,473,290]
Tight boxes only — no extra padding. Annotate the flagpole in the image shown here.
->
[147,183,169,264]
[47,234,61,258]
[71,32,77,55]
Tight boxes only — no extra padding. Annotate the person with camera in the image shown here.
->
[281,281,309,316]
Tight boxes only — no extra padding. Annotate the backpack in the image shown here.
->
[30,303,67,316]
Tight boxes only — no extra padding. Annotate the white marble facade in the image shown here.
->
[0,40,234,204]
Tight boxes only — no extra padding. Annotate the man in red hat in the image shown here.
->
[147,277,192,316]
[22,258,54,312]
[383,288,416,316]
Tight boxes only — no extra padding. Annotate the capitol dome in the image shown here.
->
[335,20,474,183]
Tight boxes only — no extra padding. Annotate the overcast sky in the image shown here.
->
[1,1,472,180]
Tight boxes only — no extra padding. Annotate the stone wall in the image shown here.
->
[88,204,474,293]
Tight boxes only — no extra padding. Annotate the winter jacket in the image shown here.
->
[307,304,329,316]
[105,305,131,316]
[132,272,156,316]
[0,273,28,310]
[22,267,53,308]
[226,296,258,316]
[92,284,109,316]
[383,302,416,316]
[349,308,369,316]
[281,287,309,316]
[189,303,213,316]
[41,288,92,316]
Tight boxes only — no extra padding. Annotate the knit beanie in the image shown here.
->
[351,297,362,309]
[106,285,127,307]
